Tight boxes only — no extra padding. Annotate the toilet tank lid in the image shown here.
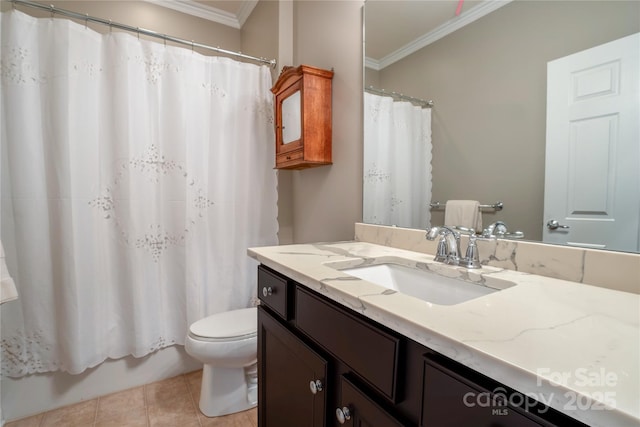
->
[189,307,257,339]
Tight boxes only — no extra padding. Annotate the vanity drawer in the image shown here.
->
[258,265,291,320]
[276,149,303,168]
[421,356,552,427]
[295,286,401,402]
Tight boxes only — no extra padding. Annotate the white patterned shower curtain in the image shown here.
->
[0,10,278,377]
[363,92,432,229]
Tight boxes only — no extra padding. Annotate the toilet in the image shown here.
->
[185,307,258,417]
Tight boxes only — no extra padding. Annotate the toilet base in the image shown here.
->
[199,363,258,417]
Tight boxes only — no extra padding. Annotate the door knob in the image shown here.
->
[547,219,570,230]
[336,406,351,424]
[309,379,323,394]
[262,286,272,297]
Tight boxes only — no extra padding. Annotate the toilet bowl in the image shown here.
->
[185,307,258,417]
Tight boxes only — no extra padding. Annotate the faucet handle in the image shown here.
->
[452,226,475,235]
[460,234,482,269]
[433,238,448,263]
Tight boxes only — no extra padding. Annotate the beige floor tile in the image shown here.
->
[199,409,255,427]
[96,386,146,423]
[40,399,98,427]
[184,369,203,403]
[147,393,200,427]
[145,375,190,405]
[5,371,258,427]
[244,407,258,427]
[93,407,148,427]
[94,413,149,427]
[4,413,44,427]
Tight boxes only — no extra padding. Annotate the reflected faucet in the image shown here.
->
[426,226,481,269]
[482,221,525,239]
[483,221,508,237]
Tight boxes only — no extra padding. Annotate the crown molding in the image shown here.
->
[144,0,258,29]
[235,0,259,27]
[366,0,512,70]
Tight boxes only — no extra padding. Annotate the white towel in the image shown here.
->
[1,240,18,304]
[444,200,482,232]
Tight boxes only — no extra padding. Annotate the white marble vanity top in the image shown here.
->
[248,241,640,427]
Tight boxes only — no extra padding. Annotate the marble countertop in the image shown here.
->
[248,241,639,427]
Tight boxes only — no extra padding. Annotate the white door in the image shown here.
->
[543,32,640,252]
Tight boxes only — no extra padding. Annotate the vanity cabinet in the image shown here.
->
[257,265,588,427]
[271,65,333,170]
[258,305,327,426]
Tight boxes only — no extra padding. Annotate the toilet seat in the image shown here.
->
[188,307,257,342]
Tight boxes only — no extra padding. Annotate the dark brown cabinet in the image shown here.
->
[421,356,550,427]
[258,306,327,426]
[257,264,588,427]
[338,376,405,427]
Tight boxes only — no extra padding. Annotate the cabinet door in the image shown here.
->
[337,376,405,427]
[421,358,546,427]
[258,306,327,427]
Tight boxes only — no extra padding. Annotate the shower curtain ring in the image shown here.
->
[49,4,54,19]
[85,13,89,29]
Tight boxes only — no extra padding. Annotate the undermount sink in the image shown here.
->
[338,263,512,306]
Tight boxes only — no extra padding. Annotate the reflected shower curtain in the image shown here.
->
[0,10,278,376]
[363,92,432,229]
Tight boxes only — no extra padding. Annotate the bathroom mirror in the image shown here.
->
[281,91,301,144]
[363,0,640,253]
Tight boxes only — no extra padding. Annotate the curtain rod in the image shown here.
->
[365,86,433,108]
[9,0,277,68]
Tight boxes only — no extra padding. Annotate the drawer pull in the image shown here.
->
[262,286,273,297]
[309,379,323,394]
[336,406,351,424]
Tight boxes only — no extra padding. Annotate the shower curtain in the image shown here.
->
[363,92,432,229]
[0,10,278,377]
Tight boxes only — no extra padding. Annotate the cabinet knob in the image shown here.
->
[262,286,273,297]
[309,379,323,394]
[336,406,351,424]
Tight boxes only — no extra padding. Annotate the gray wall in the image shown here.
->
[370,0,639,240]
[288,0,364,243]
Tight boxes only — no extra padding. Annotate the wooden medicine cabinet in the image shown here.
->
[271,65,334,170]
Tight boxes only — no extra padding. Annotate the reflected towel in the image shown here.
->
[444,200,482,231]
[1,240,18,304]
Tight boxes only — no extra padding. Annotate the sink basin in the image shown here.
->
[339,263,505,306]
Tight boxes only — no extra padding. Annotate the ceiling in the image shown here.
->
[150,0,510,68]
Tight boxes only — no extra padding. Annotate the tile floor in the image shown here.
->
[4,370,257,427]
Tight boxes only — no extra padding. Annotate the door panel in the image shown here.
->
[258,307,327,427]
[339,376,405,427]
[544,32,639,251]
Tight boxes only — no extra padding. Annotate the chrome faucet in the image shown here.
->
[482,221,508,238]
[426,226,481,269]
[482,221,525,239]
[425,226,461,265]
